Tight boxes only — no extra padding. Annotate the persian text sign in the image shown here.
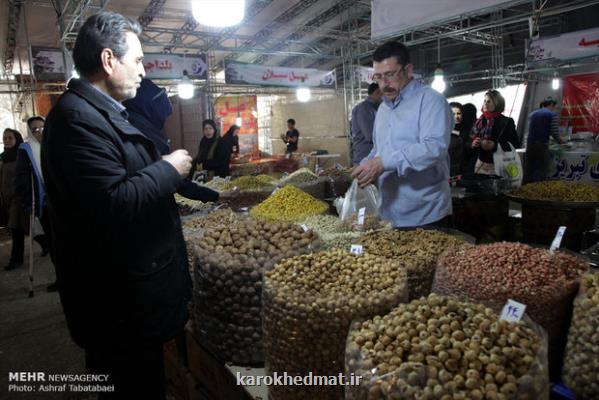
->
[143,54,207,79]
[225,62,336,88]
[527,27,599,63]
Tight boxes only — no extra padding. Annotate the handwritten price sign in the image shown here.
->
[500,299,527,322]
[350,245,363,255]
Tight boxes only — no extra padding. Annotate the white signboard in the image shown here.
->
[32,47,66,80]
[225,62,336,88]
[372,0,518,39]
[527,27,599,63]
[356,66,375,84]
[143,53,207,79]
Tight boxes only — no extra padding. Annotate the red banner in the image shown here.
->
[214,95,259,157]
[561,72,599,135]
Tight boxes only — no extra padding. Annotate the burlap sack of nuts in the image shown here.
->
[433,242,588,380]
[360,229,466,300]
[345,294,549,400]
[263,249,409,400]
[562,272,599,399]
[191,216,319,365]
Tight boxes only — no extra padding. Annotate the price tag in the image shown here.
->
[500,299,527,322]
[224,176,232,183]
[350,244,363,255]
[549,226,567,253]
[300,224,309,232]
[357,207,366,225]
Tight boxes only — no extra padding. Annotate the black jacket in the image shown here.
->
[466,114,520,166]
[42,79,192,350]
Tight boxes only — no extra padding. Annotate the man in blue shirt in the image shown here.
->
[524,97,563,183]
[351,82,382,165]
[352,41,452,228]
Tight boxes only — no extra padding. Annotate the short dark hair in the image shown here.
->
[449,102,463,111]
[540,97,557,108]
[373,41,410,66]
[73,11,142,78]
[367,82,380,95]
[485,89,506,114]
[287,119,295,125]
[27,115,45,127]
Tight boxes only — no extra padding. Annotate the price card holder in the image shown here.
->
[350,244,363,255]
[550,226,566,253]
[500,299,527,322]
[300,224,309,232]
[357,207,366,226]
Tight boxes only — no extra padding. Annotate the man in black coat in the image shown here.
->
[41,11,192,399]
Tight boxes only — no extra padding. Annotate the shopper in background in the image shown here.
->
[189,119,232,180]
[448,102,464,176]
[460,103,478,173]
[222,124,240,158]
[351,82,382,166]
[524,97,563,183]
[468,90,520,175]
[42,11,192,400]
[1,128,27,270]
[352,41,452,228]
[282,118,300,155]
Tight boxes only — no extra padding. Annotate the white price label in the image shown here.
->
[357,207,366,225]
[549,226,567,253]
[350,244,363,255]
[224,176,232,183]
[500,299,527,322]
[300,224,309,232]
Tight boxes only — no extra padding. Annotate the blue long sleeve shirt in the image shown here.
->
[364,79,452,227]
[351,97,379,165]
[527,108,562,144]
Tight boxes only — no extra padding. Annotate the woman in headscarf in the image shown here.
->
[468,90,520,175]
[1,128,26,270]
[222,124,240,158]
[189,119,231,180]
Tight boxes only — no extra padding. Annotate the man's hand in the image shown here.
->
[219,186,240,200]
[163,149,192,176]
[471,137,481,148]
[351,157,384,188]
[481,139,494,151]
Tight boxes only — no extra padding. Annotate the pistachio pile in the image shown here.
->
[563,272,599,399]
[510,181,599,202]
[223,174,278,191]
[250,185,329,222]
[360,229,464,300]
[434,242,587,379]
[346,294,548,400]
[264,249,408,400]
[339,214,389,232]
[192,217,318,365]
[283,168,319,184]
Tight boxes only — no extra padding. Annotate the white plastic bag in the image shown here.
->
[494,142,523,188]
[338,179,379,229]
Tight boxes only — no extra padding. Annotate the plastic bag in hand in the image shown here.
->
[339,179,379,222]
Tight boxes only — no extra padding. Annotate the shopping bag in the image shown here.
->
[493,142,523,188]
[338,179,379,230]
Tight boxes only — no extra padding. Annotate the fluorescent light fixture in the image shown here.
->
[296,87,311,102]
[431,67,446,93]
[552,72,560,90]
[235,114,242,127]
[192,0,245,27]
[178,72,194,99]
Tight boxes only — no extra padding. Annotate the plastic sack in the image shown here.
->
[432,242,587,381]
[263,249,408,400]
[493,142,523,189]
[191,216,320,365]
[345,294,549,400]
[562,272,599,399]
[338,179,379,231]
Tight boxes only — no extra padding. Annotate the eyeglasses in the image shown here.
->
[31,127,44,133]
[372,66,405,82]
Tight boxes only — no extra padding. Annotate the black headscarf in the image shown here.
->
[196,119,220,165]
[1,129,24,162]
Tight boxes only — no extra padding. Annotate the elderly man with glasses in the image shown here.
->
[352,41,453,228]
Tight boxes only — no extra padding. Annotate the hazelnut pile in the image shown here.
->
[346,294,548,400]
[563,272,599,399]
[360,229,465,300]
[433,242,587,379]
[263,249,408,400]
[191,217,318,365]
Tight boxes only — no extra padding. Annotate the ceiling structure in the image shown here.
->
[1,0,599,98]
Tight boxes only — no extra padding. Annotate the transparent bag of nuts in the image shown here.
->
[562,271,599,399]
[345,294,550,400]
[432,242,588,381]
[263,249,409,400]
[338,179,380,232]
[191,215,320,366]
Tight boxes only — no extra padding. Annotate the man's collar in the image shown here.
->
[68,78,128,117]
[382,78,417,109]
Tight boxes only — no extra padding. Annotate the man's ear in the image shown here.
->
[100,48,117,75]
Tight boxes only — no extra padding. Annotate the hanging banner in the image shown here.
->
[560,73,599,135]
[527,27,599,63]
[31,47,66,80]
[215,95,259,157]
[143,53,207,79]
[372,0,516,39]
[355,66,375,84]
[225,62,336,88]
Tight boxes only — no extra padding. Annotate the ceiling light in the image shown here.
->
[296,87,311,102]
[178,71,194,99]
[552,72,560,90]
[235,116,243,127]
[192,0,245,27]
[431,66,446,94]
